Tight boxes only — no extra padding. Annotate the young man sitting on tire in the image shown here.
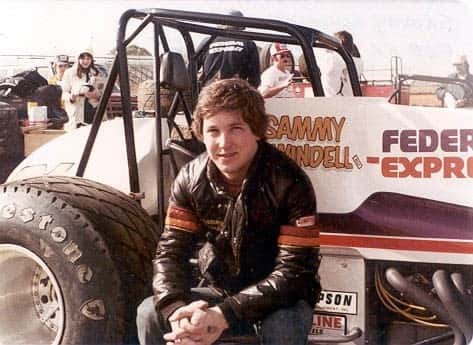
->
[136,78,321,345]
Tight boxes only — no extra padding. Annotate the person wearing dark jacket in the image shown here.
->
[200,10,260,88]
[136,78,321,345]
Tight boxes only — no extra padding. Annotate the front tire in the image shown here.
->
[0,176,159,344]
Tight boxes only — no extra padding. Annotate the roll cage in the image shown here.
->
[76,8,362,229]
[390,73,473,104]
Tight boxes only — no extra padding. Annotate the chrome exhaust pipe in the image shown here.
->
[450,272,467,295]
[433,270,472,343]
[450,272,473,313]
[386,267,465,345]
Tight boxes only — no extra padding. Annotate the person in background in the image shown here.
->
[334,30,363,96]
[315,30,362,97]
[200,10,260,88]
[48,54,70,111]
[136,78,321,345]
[61,49,101,131]
[319,30,363,97]
[258,43,295,98]
[436,54,473,108]
[334,31,361,60]
[48,54,70,86]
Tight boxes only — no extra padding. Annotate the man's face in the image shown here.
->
[56,63,68,75]
[275,52,292,70]
[454,63,467,75]
[202,110,259,183]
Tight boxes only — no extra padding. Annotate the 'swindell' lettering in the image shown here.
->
[267,115,352,170]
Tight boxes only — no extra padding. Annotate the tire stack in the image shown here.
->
[0,102,24,183]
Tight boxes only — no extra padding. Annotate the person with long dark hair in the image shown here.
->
[61,49,101,130]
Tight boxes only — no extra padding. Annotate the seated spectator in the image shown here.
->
[258,43,295,98]
[436,54,473,108]
[48,55,70,86]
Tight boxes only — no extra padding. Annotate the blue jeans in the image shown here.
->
[136,288,313,345]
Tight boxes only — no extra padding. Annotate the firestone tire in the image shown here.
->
[0,176,159,345]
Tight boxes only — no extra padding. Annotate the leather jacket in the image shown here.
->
[153,141,321,327]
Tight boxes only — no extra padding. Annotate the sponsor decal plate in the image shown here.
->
[316,290,357,315]
[310,313,347,337]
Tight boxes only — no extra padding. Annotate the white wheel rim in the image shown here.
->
[0,244,65,345]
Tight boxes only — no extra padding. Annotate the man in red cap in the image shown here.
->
[258,43,295,98]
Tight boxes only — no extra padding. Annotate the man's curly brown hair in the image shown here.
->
[192,78,268,140]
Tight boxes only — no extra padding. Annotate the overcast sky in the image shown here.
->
[1,0,472,78]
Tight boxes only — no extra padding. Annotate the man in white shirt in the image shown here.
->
[317,30,363,97]
[317,50,346,97]
[334,31,363,97]
[258,43,295,98]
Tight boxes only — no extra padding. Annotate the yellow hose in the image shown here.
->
[374,269,448,328]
